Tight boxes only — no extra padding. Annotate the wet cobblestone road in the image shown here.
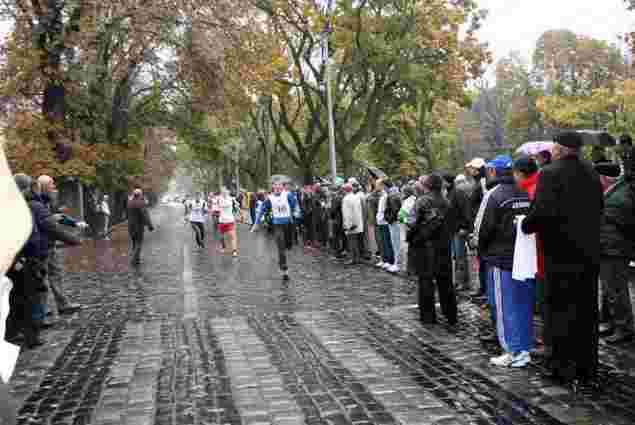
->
[8,205,635,425]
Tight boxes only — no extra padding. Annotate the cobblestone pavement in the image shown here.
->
[7,204,635,425]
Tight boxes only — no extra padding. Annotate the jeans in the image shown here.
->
[388,222,400,267]
[249,208,256,225]
[377,224,394,264]
[452,235,469,288]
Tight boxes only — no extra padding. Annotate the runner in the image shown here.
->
[189,195,207,248]
[218,188,239,257]
[252,182,298,280]
[209,192,225,251]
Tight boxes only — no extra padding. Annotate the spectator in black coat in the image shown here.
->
[409,174,457,325]
[522,131,604,384]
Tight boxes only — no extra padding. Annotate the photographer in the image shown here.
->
[598,135,635,344]
[6,175,81,349]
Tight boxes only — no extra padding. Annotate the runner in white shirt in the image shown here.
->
[218,188,239,257]
[209,193,225,251]
[189,197,207,248]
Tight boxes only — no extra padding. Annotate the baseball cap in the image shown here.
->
[486,155,513,170]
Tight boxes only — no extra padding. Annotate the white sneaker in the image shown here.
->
[490,353,513,367]
[375,261,385,268]
[382,263,392,270]
[510,351,531,368]
[388,264,400,273]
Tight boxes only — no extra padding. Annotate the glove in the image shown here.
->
[349,225,357,231]
[149,226,155,232]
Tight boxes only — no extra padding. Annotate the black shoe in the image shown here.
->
[5,333,24,344]
[59,304,81,315]
[605,329,635,345]
[540,369,565,384]
[24,337,45,349]
[282,271,290,281]
[38,320,56,330]
[599,323,615,337]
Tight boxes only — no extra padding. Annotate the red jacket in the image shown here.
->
[519,172,545,279]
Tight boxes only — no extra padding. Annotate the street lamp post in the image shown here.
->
[319,0,337,183]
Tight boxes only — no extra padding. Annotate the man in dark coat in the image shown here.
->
[127,189,154,265]
[521,131,604,384]
[409,174,457,325]
[598,169,635,344]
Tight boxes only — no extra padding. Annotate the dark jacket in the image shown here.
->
[522,156,604,271]
[411,191,451,277]
[447,183,473,235]
[367,191,381,226]
[127,198,154,238]
[477,175,530,270]
[600,177,635,258]
[384,191,402,224]
[24,196,80,259]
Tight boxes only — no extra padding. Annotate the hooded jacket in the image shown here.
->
[477,175,531,270]
[600,177,635,258]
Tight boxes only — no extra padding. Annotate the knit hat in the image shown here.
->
[512,156,539,176]
[554,131,583,149]
[423,174,444,191]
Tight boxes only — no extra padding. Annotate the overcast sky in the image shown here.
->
[1,1,633,74]
[477,0,635,66]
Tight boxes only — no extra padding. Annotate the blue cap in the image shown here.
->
[486,155,513,170]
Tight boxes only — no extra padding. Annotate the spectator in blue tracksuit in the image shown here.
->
[476,155,534,368]
[252,182,298,280]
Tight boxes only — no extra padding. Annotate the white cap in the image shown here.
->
[455,174,468,184]
[465,158,485,169]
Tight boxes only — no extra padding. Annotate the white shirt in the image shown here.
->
[210,196,221,214]
[270,193,291,219]
[100,200,111,216]
[218,196,235,224]
[512,216,538,281]
[189,200,207,223]
[376,192,388,225]
[342,193,363,234]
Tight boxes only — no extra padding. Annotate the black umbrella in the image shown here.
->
[576,130,616,147]
[367,166,387,179]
